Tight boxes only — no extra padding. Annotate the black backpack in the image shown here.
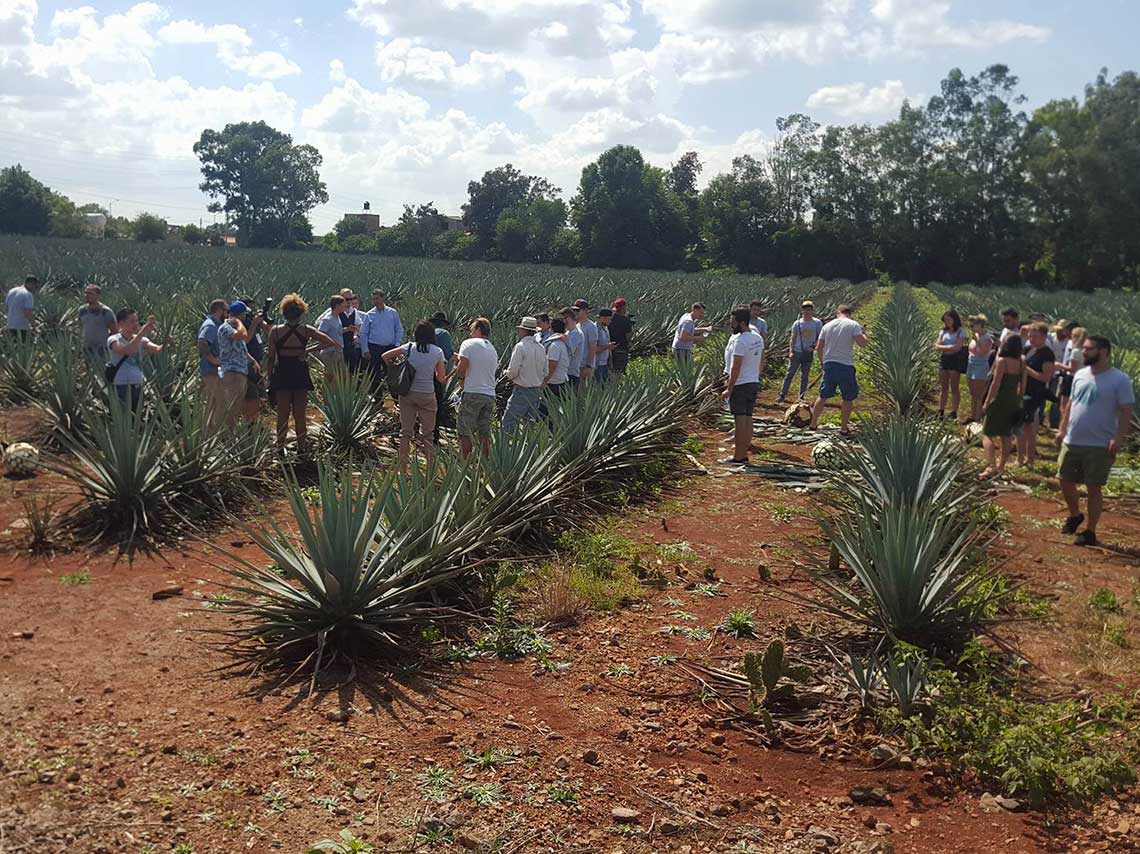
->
[386,343,416,398]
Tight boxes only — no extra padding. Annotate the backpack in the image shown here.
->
[386,343,416,398]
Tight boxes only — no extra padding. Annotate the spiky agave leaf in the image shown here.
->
[312,368,384,454]
[209,464,473,677]
[18,335,100,443]
[808,501,1006,647]
[865,286,935,417]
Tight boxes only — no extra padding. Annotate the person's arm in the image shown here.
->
[722,354,743,401]
[983,361,1005,409]
[392,310,403,345]
[381,345,404,364]
[309,325,338,351]
[197,337,221,367]
[22,294,33,325]
[226,317,250,342]
[266,328,278,377]
[1110,405,1133,457]
[788,323,798,358]
[854,332,869,346]
[143,338,164,354]
[434,355,446,383]
[359,313,372,357]
[1025,356,1055,384]
[456,355,470,383]
[111,318,157,356]
[545,358,557,384]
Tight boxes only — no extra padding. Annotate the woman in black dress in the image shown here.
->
[266,294,337,453]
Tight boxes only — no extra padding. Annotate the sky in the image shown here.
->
[1,0,1136,235]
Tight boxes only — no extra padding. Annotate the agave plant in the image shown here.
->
[19,335,99,442]
[0,333,44,403]
[865,285,935,417]
[312,369,385,454]
[210,464,471,680]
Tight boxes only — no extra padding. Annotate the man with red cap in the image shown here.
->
[608,298,634,376]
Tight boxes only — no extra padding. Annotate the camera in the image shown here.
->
[261,297,274,322]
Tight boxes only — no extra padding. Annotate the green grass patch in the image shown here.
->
[59,569,91,586]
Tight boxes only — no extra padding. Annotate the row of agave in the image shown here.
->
[207,360,720,680]
[863,284,938,418]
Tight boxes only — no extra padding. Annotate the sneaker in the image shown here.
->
[718,456,748,465]
[1074,530,1098,547]
[1061,513,1085,535]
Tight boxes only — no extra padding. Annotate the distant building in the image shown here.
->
[443,216,464,233]
[343,213,381,234]
[83,213,107,239]
[222,233,238,247]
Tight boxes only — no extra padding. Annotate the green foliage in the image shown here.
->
[0,164,54,235]
[59,569,90,586]
[306,830,374,853]
[742,640,810,707]
[475,594,553,663]
[132,212,168,243]
[720,607,757,638]
[879,644,1140,807]
[865,285,936,417]
[1090,588,1123,614]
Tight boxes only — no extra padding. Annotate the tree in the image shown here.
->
[334,215,369,241]
[194,121,329,249]
[462,164,559,254]
[699,155,781,273]
[767,114,818,227]
[494,196,569,264]
[667,151,703,260]
[571,145,688,269]
[48,193,85,238]
[182,224,208,245]
[133,212,168,243]
[0,165,54,235]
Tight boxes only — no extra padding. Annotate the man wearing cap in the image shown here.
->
[777,300,823,403]
[217,301,258,427]
[455,317,498,458]
[672,303,711,362]
[6,275,39,339]
[595,309,617,384]
[608,299,634,376]
[574,300,598,383]
[359,289,404,397]
[503,316,548,433]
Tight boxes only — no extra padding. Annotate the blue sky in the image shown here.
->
[2,0,1136,233]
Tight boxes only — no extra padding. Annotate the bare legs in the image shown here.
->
[982,434,1010,477]
[938,369,961,416]
[275,390,308,452]
[810,397,854,433]
[1062,479,1104,536]
[968,379,986,421]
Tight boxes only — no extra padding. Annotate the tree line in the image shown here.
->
[1,65,1137,290]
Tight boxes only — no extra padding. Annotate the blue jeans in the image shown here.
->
[501,386,542,433]
[594,365,610,384]
[114,383,142,411]
[779,351,814,400]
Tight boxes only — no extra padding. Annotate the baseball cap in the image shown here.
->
[228,300,249,316]
[573,299,589,311]
[612,298,627,309]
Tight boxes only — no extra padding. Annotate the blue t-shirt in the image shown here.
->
[6,286,33,331]
[791,318,823,353]
[317,314,344,351]
[197,317,220,377]
[566,328,585,377]
[1065,367,1135,448]
[750,317,767,338]
[579,319,599,369]
[596,325,611,367]
[108,334,150,385]
[218,322,249,377]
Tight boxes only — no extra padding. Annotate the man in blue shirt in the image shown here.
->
[360,289,404,398]
[197,299,227,432]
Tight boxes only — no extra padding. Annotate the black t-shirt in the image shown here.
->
[609,314,634,350]
[1024,346,1054,400]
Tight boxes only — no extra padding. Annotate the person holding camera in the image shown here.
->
[777,301,822,403]
[235,297,270,421]
[107,308,166,411]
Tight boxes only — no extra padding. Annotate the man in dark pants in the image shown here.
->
[431,311,455,441]
[359,289,404,400]
[608,298,634,376]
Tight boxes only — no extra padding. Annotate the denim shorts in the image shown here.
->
[966,358,989,381]
[820,362,858,402]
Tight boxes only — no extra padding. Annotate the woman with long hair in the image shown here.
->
[384,319,446,469]
[965,314,994,422]
[935,309,968,420]
[980,335,1025,478]
[266,294,337,454]
[1059,326,1087,419]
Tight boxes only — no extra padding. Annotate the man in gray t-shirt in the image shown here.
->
[1055,335,1135,547]
[78,283,118,360]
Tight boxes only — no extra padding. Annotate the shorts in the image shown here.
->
[220,370,247,411]
[1060,373,1075,398]
[966,358,989,382]
[399,391,438,439]
[457,392,495,438]
[820,362,858,402]
[317,349,343,372]
[940,351,968,373]
[1058,444,1112,486]
[1022,396,1047,426]
[729,382,759,416]
[673,348,692,364]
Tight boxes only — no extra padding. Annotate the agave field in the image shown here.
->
[2,238,1140,853]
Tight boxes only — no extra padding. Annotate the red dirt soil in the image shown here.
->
[1,417,1139,852]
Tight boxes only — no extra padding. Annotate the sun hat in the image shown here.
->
[228,300,249,316]
[801,300,814,309]
[517,316,539,332]
[430,311,450,326]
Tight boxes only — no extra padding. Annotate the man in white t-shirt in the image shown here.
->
[810,304,868,435]
[6,275,39,339]
[456,316,499,458]
[1055,335,1135,547]
[721,306,765,465]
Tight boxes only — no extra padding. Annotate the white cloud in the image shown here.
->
[0,0,37,45]
[640,0,833,34]
[806,79,909,118]
[868,0,1050,52]
[158,18,300,80]
[374,38,511,88]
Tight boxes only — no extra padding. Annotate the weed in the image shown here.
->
[650,653,677,666]
[607,663,634,678]
[657,541,697,562]
[532,564,588,626]
[262,785,289,814]
[59,569,91,586]
[681,435,703,456]
[177,782,203,797]
[306,830,375,853]
[767,503,796,524]
[312,795,341,813]
[1103,621,1130,649]
[415,826,454,845]
[546,783,579,805]
[720,608,757,638]
[418,765,454,803]
[172,845,195,854]
[475,594,553,664]
[284,747,319,779]
[463,746,516,769]
[658,624,712,641]
[691,581,722,597]
[1090,588,1123,614]
[464,782,504,805]
[182,751,216,767]
[668,608,698,621]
